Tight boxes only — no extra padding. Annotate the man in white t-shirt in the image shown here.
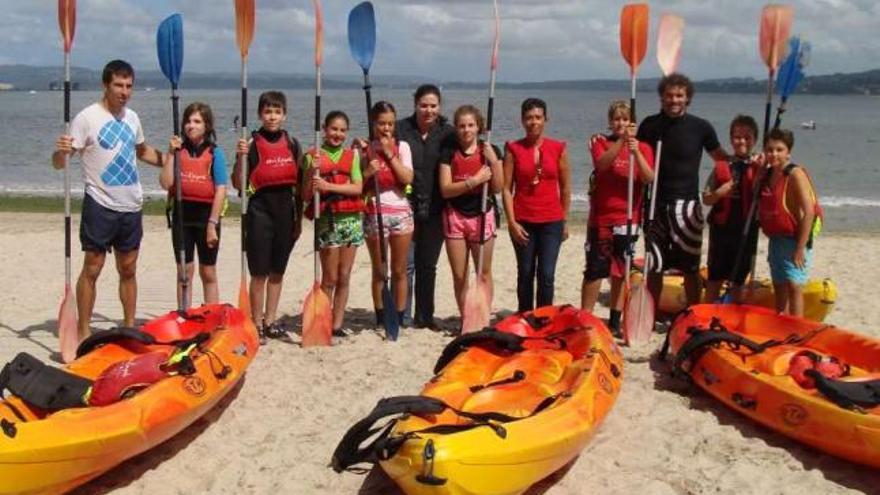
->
[52,60,165,342]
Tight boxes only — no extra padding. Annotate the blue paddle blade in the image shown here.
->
[157,13,184,85]
[347,2,376,71]
[381,286,398,341]
[776,36,806,98]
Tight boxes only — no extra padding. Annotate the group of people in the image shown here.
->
[52,60,822,344]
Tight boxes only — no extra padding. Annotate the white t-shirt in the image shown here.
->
[69,102,146,212]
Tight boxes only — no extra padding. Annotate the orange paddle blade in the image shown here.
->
[620,3,650,75]
[461,277,491,334]
[759,4,793,70]
[313,0,324,67]
[234,0,255,58]
[238,277,251,317]
[301,281,332,346]
[58,285,78,363]
[656,14,684,76]
[623,279,655,345]
[490,0,500,70]
[57,0,76,53]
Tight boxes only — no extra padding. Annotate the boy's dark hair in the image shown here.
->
[370,101,397,123]
[766,128,795,150]
[102,59,135,84]
[521,97,547,119]
[413,84,442,104]
[258,91,287,114]
[182,102,216,147]
[324,110,350,128]
[657,72,694,102]
[453,104,485,133]
[729,114,759,139]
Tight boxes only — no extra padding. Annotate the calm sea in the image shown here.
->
[1,88,878,231]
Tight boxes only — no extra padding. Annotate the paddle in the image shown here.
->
[57,0,78,363]
[461,0,500,334]
[773,36,810,130]
[234,0,255,320]
[348,2,398,340]
[301,0,332,347]
[627,12,684,344]
[618,3,649,345]
[728,4,794,296]
[157,13,187,314]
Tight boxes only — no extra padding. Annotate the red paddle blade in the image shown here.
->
[620,3,650,75]
[57,0,76,53]
[58,285,78,363]
[461,277,491,334]
[234,0,255,58]
[301,281,332,346]
[656,14,684,76]
[313,0,324,67]
[490,0,500,70]
[623,279,655,345]
[759,4,793,70]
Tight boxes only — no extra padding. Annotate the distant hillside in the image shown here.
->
[1,64,878,95]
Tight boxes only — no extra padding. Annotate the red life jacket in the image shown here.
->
[506,137,565,223]
[364,140,403,193]
[170,146,216,204]
[250,130,299,191]
[788,351,847,389]
[305,148,364,219]
[758,163,823,237]
[707,159,753,225]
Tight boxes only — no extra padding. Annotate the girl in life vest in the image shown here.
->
[438,105,503,324]
[301,111,364,336]
[353,101,414,327]
[701,115,761,303]
[161,102,228,309]
[758,128,823,317]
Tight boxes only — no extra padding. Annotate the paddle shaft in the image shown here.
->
[476,65,497,277]
[170,83,188,312]
[313,63,322,283]
[239,58,249,284]
[623,81,637,292]
[63,50,72,288]
[362,70,390,281]
[773,95,790,130]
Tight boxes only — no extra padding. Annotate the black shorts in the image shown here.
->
[584,225,636,281]
[172,222,221,266]
[707,222,756,284]
[246,192,296,277]
[80,193,143,253]
[645,199,704,273]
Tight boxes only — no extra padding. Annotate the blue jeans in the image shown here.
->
[512,220,564,312]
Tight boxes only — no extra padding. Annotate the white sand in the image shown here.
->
[0,212,877,495]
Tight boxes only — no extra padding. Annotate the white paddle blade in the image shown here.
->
[656,14,684,76]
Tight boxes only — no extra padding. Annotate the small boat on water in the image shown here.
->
[801,120,816,130]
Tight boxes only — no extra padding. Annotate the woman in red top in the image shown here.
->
[501,98,572,312]
[581,101,654,336]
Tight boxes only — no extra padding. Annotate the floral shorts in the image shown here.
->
[363,209,414,238]
[316,213,364,249]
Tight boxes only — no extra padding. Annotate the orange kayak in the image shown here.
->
[0,304,258,495]
[668,304,880,467]
[333,305,623,495]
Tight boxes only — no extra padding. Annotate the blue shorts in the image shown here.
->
[80,194,143,253]
[767,236,812,285]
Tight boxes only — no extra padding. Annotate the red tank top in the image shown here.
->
[506,137,566,223]
[172,146,215,204]
[250,131,298,190]
[588,136,654,227]
[305,148,364,219]
[758,163,822,237]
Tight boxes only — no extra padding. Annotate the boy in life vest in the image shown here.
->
[233,91,303,340]
[582,100,654,336]
[301,111,364,336]
[758,128,823,317]
[161,102,228,309]
[702,115,760,303]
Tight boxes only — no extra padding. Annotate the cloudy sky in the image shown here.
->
[2,0,877,82]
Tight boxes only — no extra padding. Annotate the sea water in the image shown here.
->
[1,88,878,231]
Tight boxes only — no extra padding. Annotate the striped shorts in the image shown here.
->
[645,198,704,273]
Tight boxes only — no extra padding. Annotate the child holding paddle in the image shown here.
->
[702,115,761,303]
[757,128,823,317]
[302,111,364,336]
[438,105,503,326]
[161,102,228,308]
[582,101,654,337]
[355,102,414,328]
[232,91,303,340]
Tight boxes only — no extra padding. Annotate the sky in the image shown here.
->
[1,0,878,82]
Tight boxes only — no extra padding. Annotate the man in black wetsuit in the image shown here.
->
[637,73,729,308]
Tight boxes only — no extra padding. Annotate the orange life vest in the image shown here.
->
[171,146,216,204]
[305,148,364,219]
[758,163,823,237]
[250,130,299,191]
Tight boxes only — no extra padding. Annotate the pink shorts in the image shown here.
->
[443,207,496,243]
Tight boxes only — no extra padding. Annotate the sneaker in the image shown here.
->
[263,321,287,339]
[413,318,439,330]
[257,320,268,345]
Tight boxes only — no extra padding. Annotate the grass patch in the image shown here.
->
[0,195,242,216]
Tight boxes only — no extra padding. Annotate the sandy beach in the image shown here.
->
[0,211,877,495]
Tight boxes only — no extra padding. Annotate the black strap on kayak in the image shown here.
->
[671,318,777,380]
[469,370,526,393]
[76,327,211,359]
[807,371,880,412]
[433,329,525,374]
